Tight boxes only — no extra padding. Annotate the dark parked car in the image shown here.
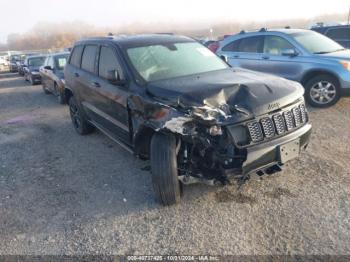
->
[24,55,47,85]
[18,53,35,76]
[64,35,311,205]
[9,54,21,72]
[312,24,350,48]
[40,52,70,104]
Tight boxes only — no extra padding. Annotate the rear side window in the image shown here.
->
[98,46,120,79]
[70,45,84,67]
[239,36,263,53]
[81,45,98,73]
[326,28,350,40]
[222,39,241,52]
[222,36,263,53]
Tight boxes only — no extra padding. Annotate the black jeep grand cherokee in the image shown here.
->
[64,34,312,206]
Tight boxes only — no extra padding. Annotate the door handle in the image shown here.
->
[74,72,79,77]
[233,55,240,58]
[262,56,270,60]
[91,81,100,88]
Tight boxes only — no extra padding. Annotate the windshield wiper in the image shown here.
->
[314,48,346,54]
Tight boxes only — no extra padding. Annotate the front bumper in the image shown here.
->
[31,74,42,83]
[242,123,312,175]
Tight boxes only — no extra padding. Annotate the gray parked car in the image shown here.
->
[217,28,350,107]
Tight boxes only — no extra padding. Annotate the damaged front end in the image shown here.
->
[132,68,312,186]
[152,98,311,186]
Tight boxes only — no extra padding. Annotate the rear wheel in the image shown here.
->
[305,75,340,108]
[69,96,94,135]
[54,83,65,104]
[42,82,50,94]
[150,132,181,206]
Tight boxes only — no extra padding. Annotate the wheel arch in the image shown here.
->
[133,125,156,159]
[301,69,340,87]
[64,88,74,103]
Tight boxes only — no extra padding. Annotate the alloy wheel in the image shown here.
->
[310,81,336,105]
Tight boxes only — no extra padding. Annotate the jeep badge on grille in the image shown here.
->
[268,102,280,111]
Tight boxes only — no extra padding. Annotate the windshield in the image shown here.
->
[291,31,344,54]
[55,55,69,70]
[126,42,228,82]
[28,57,46,67]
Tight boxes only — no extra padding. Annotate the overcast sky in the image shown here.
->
[1,0,349,42]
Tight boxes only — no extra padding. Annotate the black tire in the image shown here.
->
[54,83,65,104]
[68,96,94,135]
[29,76,35,86]
[304,75,340,108]
[150,132,181,206]
[42,83,50,94]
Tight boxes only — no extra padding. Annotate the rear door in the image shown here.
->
[40,56,50,87]
[221,35,265,71]
[258,35,304,81]
[76,44,101,121]
[65,45,84,99]
[45,56,56,92]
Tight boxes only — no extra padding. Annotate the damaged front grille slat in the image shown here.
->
[246,103,308,144]
[247,122,264,143]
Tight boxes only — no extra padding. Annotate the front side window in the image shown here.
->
[126,42,228,82]
[98,46,120,79]
[263,36,295,55]
[28,57,46,67]
[81,45,98,73]
[291,31,344,54]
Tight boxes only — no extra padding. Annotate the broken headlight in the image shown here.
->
[208,125,223,136]
[192,107,225,121]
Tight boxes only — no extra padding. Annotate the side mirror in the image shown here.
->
[282,49,298,57]
[106,69,126,85]
[220,55,228,63]
[44,65,52,70]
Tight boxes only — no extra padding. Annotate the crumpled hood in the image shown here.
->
[146,68,304,120]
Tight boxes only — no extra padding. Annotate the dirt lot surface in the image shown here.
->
[0,75,350,255]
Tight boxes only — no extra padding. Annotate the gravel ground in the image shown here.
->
[0,75,350,255]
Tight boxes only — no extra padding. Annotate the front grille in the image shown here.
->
[272,114,286,135]
[260,117,275,138]
[292,107,302,127]
[299,103,308,123]
[283,110,294,131]
[247,103,308,144]
[247,122,263,143]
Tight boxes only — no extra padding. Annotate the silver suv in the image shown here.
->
[217,28,350,107]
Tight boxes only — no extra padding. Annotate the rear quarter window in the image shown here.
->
[222,36,263,53]
[222,39,241,52]
[69,45,84,67]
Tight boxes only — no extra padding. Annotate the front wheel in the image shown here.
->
[150,133,181,206]
[69,96,94,135]
[304,75,340,108]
